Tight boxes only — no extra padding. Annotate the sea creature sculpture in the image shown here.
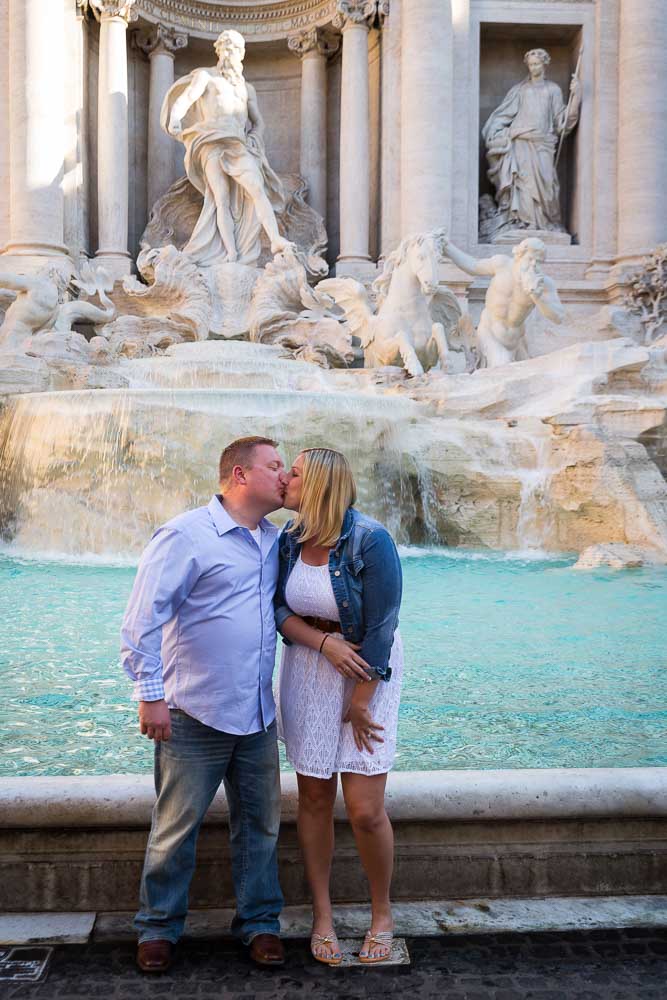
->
[315,230,461,376]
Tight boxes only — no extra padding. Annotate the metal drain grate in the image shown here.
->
[0,946,53,982]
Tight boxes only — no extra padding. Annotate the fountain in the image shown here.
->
[1,3,667,921]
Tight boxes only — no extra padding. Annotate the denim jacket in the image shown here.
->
[274,507,402,681]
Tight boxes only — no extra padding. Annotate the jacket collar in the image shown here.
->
[334,506,356,551]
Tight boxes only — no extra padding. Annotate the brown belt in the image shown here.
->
[302,615,341,634]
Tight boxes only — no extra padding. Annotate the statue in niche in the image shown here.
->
[481,47,581,239]
[161,28,293,266]
[442,236,565,368]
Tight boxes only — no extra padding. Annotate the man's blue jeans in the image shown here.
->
[135,710,283,945]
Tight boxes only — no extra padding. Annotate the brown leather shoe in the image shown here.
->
[137,939,173,973]
[248,933,285,966]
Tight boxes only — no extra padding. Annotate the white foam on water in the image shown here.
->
[397,545,572,563]
[0,543,139,569]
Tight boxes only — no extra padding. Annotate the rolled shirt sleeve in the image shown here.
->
[121,527,200,702]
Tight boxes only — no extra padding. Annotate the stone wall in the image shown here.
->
[2,770,666,912]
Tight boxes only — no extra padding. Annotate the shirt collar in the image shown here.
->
[208,495,279,538]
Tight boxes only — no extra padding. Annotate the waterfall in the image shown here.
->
[0,382,421,558]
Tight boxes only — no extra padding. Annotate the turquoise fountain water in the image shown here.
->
[1,548,665,776]
[1,341,666,777]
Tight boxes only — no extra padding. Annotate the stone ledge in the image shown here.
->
[93,896,667,941]
[1,768,666,828]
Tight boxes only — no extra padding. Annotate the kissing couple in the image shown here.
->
[121,436,403,972]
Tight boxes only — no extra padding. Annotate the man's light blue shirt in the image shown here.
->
[121,496,280,735]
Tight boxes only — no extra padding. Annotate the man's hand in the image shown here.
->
[139,700,172,742]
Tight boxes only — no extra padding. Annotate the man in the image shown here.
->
[482,48,581,233]
[161,29,293,266]
[121,436,290,972]
[443,235,565,368]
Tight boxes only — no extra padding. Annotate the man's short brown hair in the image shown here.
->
[218,436,278,485]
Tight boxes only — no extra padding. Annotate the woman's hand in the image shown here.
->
[320,634,372,683]
[343,699,385,754]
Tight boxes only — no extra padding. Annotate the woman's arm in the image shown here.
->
[280,614,373,682]
[358,527,403,681]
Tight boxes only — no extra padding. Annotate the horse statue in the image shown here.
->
[315,229,461,376]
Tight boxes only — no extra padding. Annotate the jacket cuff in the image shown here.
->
[275,604,294,632]
[367,665,392,683]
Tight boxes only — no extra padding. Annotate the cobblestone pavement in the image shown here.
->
[1,928,667,999]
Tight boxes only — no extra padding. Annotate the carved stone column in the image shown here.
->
[617,0,667,265]
[91,0,137,277]
[138,24,188,213]
[400,0,452,238]
[288,28,338,222]
[3,0,68,265]
[378,0,401,258]
[334,1,377,275]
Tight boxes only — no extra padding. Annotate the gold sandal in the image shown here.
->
[359,929,393,964]
[310,931,343,966]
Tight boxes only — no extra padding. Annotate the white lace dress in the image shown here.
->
[276,554,403,779]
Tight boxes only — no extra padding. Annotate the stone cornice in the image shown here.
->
[135,22,188,56]
[332,0,377,30]
[134,1,342,41]
[89,0,138,22]
[287,25,340,57]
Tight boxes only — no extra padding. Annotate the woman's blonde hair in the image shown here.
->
[288,448,356,547]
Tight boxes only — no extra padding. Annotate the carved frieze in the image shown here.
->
[134,1,341,41]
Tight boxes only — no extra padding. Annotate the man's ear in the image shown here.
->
[232,464,247,486]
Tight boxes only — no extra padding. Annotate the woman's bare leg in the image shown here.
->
[341,772,394,958]
[296,772,340,960]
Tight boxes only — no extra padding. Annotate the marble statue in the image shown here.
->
[443,236,565,368]
[625,244,667,345]
[248,245,354,368]
[54,263,116,333]
[316,231,461,376]
[0,269,66,350]
[99,246,211,357]
[0,264,115,352]
[482,48,581,237]
[161,29,293,266]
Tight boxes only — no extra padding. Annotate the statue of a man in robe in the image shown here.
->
[482,48,581,235]
[161,29,293,267]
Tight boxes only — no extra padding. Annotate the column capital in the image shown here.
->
[333,1,377,31]
[377,1,390,25]
[88,0,138,24]
[135,23,188,59]
[287,27,340,59]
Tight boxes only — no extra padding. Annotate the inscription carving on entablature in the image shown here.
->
[135,1,340,40]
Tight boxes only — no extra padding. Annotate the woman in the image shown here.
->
[275,448,403,965]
